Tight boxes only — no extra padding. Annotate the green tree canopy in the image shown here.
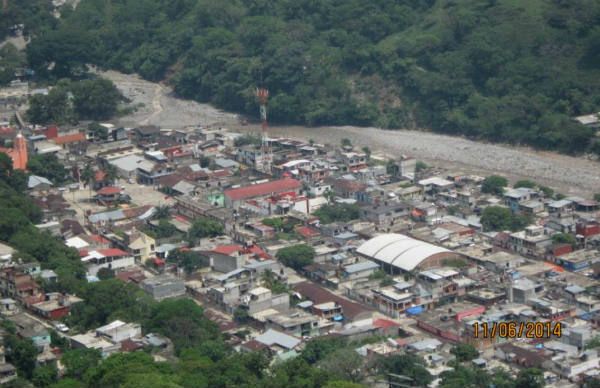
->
[70,79,124,120]
[318,348,364,383]
[481,175,508,196]
[5,335,37,379]
[88,122,109,141]
[27,78,123,125]
[313,203,360,224]
[31,364,58,387]
[145,298,221,354]
[302,336,348,364]
[450,343,479,362]
[515,368,544,388]
[552,233,577,247]
[23,0,600,156]
[27,154,69,185]
[514,180,537,189]
[96,267,115,280]
[276,244,316,271]
[188,217,224,242]
[166,250,208,274]
[376,354,433,387]
[480,206,531,232]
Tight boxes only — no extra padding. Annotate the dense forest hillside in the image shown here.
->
[18,0,600,153]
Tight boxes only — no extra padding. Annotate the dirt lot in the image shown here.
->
[105,70,600,197]
[100,70,239,129]
[63,180,174,223]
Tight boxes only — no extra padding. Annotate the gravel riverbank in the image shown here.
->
[103,70,600,197]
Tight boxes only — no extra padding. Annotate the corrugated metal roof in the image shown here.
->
[255,329,301,350]
[88,209,125,223]
[28,175,52,188]
[343,260,379,274]
[109,155,145,172]
[356,233,453,271]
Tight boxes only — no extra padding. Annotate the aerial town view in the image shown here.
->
[1,1,600,387]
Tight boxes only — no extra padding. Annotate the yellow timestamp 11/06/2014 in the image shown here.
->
[472,321,562,339]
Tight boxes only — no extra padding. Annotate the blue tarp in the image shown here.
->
[406,306,424,315]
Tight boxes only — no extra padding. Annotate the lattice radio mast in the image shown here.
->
[256,87,272,174]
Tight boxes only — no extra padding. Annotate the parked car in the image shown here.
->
[55,323,69,333]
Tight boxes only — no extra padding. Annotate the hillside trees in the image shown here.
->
[24,0,600,155]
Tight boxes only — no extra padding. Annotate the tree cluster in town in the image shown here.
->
[26,78,124,125]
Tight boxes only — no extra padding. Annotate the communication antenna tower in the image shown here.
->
[256,87,272,174]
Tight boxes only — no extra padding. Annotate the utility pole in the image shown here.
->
[256,87,272,174]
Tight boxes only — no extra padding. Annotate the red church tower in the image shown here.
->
[11,132,28,170]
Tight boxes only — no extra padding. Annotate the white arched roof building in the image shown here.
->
[356,233,458,273]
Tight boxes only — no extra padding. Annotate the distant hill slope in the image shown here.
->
[24,0,600,154]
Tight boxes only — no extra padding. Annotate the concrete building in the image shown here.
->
[210,251,245,274]
[556,249,599,272]
[96,320,142,343]
[8,313,50,351]
[508,278,543,303]
[81,249,135,276]
[126,230,156,264]
[266,311,320,337]
[141,275,186,301]
[509,226,552,257]
[70,332,121,357]
[108,154,145,179]
[340,261,379,281]
[243,287,289,315]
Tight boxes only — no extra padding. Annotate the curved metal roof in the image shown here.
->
[356,233,452,271]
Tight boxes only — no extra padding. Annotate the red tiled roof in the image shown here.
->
[243,244,270,259]
[224,178,301,201]
[242,339,269,352]
[0,126,15,137]
[373,318,400,329]
[411,209,424,217]
[296,226,321,238]
[95,170,107,181]
[89,234,110,244]
[52,132,86,145]
[211,169,232,178]
[212,244,243,255]
[121,339,144,352]
[333,179,367,192]
[97,248,128,257]
[97,186,121,195]
[115,269,146,283]
[16,281,39,291]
